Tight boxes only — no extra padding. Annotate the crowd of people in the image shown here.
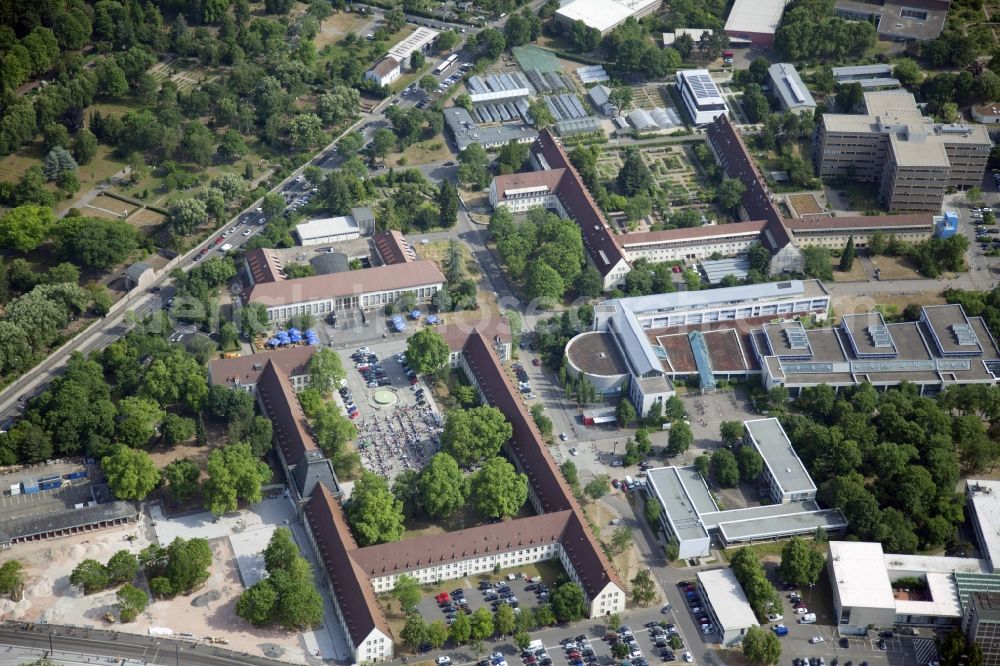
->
[356,403,444,480]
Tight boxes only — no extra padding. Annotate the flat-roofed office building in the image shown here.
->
[743,417,816,504]
[697,569,759,646]
[676,70,728,124]
[816,92,991,212]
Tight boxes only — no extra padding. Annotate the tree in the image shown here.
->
[106,550,139,586]
[180,122,215,166]
[667,421,693,456]
[717,178,746,213]
[631,569,657,606]
[742,626,782,665]
[611,526,632,554]
[167,198,208,235]
[0,560,22,596]
[617,148,652,196]
[777,537,825,588]
[802,246,833,281]
[217,129,248,161]
[116,397,165,448]
[742,84,771,123]
[393,574,422,612]
[203,443,271,515]
[116,583,148,622]
[420,452,470,518]
[893,58,923,86]
[720,420,745,447]
[308,348,345,393]
[163,458,200,502]
[495,603,516,636]
[371,129,395,159]
[497,140,530,173]
[400,611,429,648]
[347,472,405,546]
[550,582,586,622]
[584,475,610,499]
[526,262,564,306]
[406,329,451,375]
[616,399,637,427]
[72,128,98,165]
[438,180,459,228]
[711,449,740,487]
[450,607,472,644]
[470,607,494,640]
[737,446,765,483]
[837,82,864,113]
[471,457,528,518]
[609,86,633,115]
[52,215,139,270]
[0,205,54,253]
[428,620,449,648]
[70,559,109,594]
[236,580,278,625]
[528,98,555,128]
[441,406,513,467]
[161,537,213,594]
[103,445,160,501]
[839,236,856,272]
[458,143,491,190]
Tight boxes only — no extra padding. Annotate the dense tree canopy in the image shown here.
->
[441,405,513,467]
[347,471,406,546]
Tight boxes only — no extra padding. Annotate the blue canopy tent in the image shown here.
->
[410,310,422,320]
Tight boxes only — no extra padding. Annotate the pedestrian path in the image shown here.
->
[913,639,938,665]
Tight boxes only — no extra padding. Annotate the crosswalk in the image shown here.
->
[913,639,939,665]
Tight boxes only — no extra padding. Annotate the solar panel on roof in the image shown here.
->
[784,327,809,350]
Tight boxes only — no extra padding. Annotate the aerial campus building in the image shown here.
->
[643,418,847,559]
[242,248,445,322]
[696,569,759,646]
[834,0,950,41]
[365,27,439,87]
[723,0,790,47]
[207,331,625,663]
[295,207,375,246]
[675,70,728,125]
[488,120,944,291]
[767,63,816,115]
[554,0,661,35]
[565,281,831,414]
[816,91,991,213]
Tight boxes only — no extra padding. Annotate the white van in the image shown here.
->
[625,475,635,488]
[798,613,817,624]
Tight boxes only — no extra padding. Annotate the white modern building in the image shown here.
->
[724,0,790,47]
[968,480,1000,573]
[387,26,440,61]
[744,418,816,504]
[644,467,846,559]
[295,216,361,245]
[697,569,759,646]
[829,541,986,634]
[554,0,662,35]
[676,70,728,124]
[365,55,402,87]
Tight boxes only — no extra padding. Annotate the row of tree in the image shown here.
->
[489,207,591,306]
[236,528,324,629]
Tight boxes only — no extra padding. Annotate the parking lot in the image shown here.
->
[414,573,559,630]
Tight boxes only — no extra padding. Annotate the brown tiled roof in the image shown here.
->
[352,511,572,576]
[460,330,622,598]
[782,213,935,231]
[256,361,318,468]
[491,169,567,200]
[207,347,316,388]
[531,130,629,277]
[305,485,391,647]
[435,316,512,352]
[245,248,285,284]
[705,116,791,252]
[373,230,415,265]
[245,260,445,307]
[370,55,401,78]
[619,220,768,246]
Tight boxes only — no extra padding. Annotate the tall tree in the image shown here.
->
[347,472,406,546]
[203,443,271,515]
[839,236,856,272]
[471,457,528,518]
[103,445,160,500]
[420,452,469,518]
[406,329,451,375]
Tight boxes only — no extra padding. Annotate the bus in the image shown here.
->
[434,53,459,75]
